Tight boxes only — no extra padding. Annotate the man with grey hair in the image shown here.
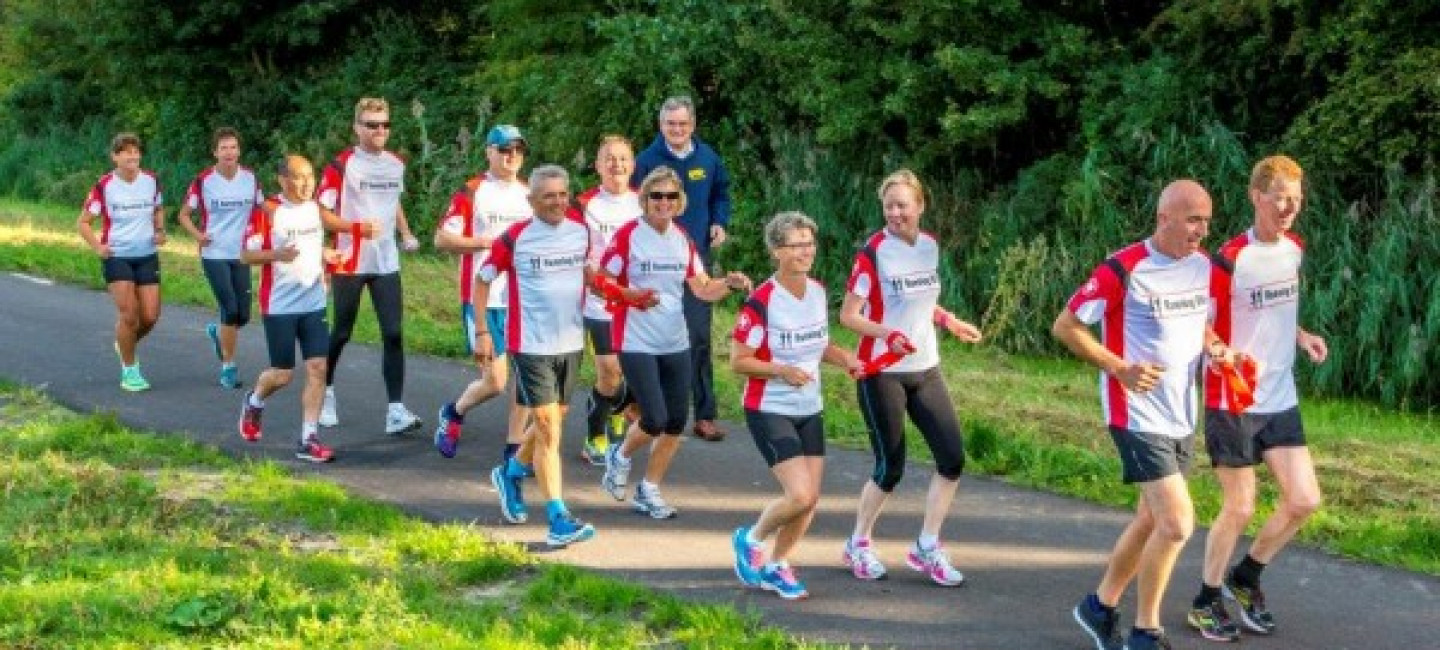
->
[634,95,734,442]
[469,164,596,547]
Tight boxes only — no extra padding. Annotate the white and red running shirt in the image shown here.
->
[847,229,944,373]
[478,216,591,355]
[316,147,405,275]
[185,166,264,261]
[601,219,705,354]
[246,197,328,316]
[733,277,831,416]
[578,186,641,321]
[1067,240,1214,438]
[1207,230,1304,414]
[440,173,532,309]
[84,171,162,258]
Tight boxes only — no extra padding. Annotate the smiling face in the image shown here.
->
[595,140,634,190]
[279,156,315,203]
[643,180,684,223]
[772,226,817,276]
[529,176,571,225]
[1251,177,1303,241]
[1154,179,1213,257]
[111,145,142,177]
[660,106,694,151]
[881,183,924,242]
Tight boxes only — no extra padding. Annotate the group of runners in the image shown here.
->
[80,94,1326,648]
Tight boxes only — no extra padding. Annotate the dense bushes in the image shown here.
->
[0,1,1434,406]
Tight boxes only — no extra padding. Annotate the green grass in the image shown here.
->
[2,196,1436,575]
[0,383,820,648]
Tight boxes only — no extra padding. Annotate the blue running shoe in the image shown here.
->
[732,526,764,587]
[546,513,596,548]
[758,564,808,600]
[219,364,241,389]
[435,404,461,458]
[490,465,527,524]
[205,323,223,361]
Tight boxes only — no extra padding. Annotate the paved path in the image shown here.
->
[1,272,1435,648]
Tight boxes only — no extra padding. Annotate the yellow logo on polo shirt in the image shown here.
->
[688,167,706,181]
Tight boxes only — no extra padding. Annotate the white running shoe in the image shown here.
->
[384,404,423,435]
[631,482,677,519]
[842,538,888,581]
[905,541,965,586]
[319,387,338,427]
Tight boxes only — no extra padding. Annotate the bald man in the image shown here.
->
[1053,180,1221,650]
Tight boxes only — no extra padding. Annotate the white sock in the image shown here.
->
[765,560,789,571]
[639,479,658,494]
[248,393,265,408]
[917,534,940,551]
[324,386,335,398]
[388,402,405,414]
[222,362,236,370]
[850,535,871,548]
[746,526,764,545]
[302,421,318,441]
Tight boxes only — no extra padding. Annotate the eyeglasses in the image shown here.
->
[495,145,526,155]
[778,241,817,250]
[648,191,681,201]
[360,121,391,130]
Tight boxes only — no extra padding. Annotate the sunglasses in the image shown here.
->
[495,145,527,155]
[360,120,391,130]
[648,191,681,201]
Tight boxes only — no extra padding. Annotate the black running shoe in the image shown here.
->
[1073,594,1124,650]
[1125,627,1175,650]
[1187,598,1241,642]
[1224,575,1276,634]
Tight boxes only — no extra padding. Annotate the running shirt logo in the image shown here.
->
[523,251,588,274]
[357,178,403,193]
[1144,288,1210,320]
[109,200,155,213]
[885,270,941,296]
[770,322,828,351]
[1245,278,1300,310]
[636,258,689,275]
[208,198,253,211]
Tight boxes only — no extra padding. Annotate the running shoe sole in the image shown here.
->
[905,552,965,587]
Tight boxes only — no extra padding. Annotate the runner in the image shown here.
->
[470,164,595,546]
[77,132,166,392]
[316,96,424,435]
[598,166,751,519]
[838,169,983,588]
[1189,155,1327,643]
[431,125,539,524]
[1055,179,1219,650]
[177,127,265,389]
[578,135,642,466]
[237,155,346,463]
[729,211,862,600]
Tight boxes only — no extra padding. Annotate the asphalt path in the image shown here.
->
[1,272,1435,648]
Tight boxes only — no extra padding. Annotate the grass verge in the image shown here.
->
[2,196,1436,575]
[0,383,817,648]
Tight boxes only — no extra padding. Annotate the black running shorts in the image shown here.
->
[1204,407,1306,467]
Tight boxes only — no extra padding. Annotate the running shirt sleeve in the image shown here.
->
[732,299,767,348]
[83,182,104,216]
[847,247,877,298]
[477,223,518,283]
[316,157,343,210]
[184,178,202,210]
[243,206,272,252]
[440,191,471,235]
[1067,261,1125,326]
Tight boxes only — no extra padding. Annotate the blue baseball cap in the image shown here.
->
[485,124,526,148]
